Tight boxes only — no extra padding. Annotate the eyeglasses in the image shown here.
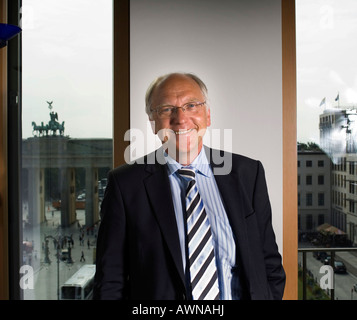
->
[150,101,206,118]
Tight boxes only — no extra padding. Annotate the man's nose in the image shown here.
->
[171,107,188,122]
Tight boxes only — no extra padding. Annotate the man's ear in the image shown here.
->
[149,119,157,134]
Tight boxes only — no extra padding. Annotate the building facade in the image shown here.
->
[298,150,331,233]
[319,107,357,245]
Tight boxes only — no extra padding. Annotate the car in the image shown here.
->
[323,257,347,273]
[334,261,347,274]
[61,249,69,261]
[323,256,331,265]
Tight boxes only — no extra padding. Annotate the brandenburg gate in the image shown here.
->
[22,105,112,228]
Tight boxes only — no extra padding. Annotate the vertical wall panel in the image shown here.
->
[130,0,284,252]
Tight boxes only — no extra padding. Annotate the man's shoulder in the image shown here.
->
[110,149,162,178]
[206,146,260,172]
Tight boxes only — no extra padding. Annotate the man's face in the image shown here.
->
[149,75,211,164]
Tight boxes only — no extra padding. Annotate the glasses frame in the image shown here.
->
[150,101,206,118]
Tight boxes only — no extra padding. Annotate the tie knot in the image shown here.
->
[177,167,196,181]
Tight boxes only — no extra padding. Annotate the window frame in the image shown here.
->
[0,0,298,300]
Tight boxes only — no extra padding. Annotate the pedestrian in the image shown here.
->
[80,251,85,262]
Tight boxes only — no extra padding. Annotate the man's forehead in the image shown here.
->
[154,76,203,100]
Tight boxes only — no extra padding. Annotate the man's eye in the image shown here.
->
[186,103,196,109]
[161,107,173,113]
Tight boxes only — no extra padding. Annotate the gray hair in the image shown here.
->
[145,72,209,116]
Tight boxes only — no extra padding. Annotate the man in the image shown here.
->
[93,72,285,300]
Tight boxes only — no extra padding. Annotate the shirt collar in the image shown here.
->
[163,147,212,178]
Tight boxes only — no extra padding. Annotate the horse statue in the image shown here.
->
[32,121,49,136]
[31,102,65,137]
[49,120,65,136]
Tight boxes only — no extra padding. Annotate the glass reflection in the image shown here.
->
[297,0,357,300]
[21,1,112,299]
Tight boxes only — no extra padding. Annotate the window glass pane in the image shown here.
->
[297,0,357,300]
[21,1,113,299]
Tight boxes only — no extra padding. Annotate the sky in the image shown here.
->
[21,0,113,139]
[296,0,357,143]
[20,0,357,143]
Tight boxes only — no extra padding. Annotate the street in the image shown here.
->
[299,250,357,300]
[22,205,98,300]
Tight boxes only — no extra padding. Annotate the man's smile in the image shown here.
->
[174,128,195,135]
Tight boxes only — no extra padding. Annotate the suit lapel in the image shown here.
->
[143,151,186,288]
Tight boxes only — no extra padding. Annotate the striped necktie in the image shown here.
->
[178,167,220,300]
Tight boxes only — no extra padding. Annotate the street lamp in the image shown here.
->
[44,234,74,300]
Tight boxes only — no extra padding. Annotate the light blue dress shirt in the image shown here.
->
[164,148,239,300]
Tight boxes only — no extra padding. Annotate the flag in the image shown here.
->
[335,93,339,101]
[319,97,326,107]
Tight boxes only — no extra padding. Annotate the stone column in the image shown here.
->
[27,167,45,226]
[60,167,76,227]
[85,167,99,227]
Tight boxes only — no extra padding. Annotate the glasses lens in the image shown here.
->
[156,101,204,118]
[158,106,173,117]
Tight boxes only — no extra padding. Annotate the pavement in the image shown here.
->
[22,206,99,300]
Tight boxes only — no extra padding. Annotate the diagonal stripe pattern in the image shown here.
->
[178,167,220,300]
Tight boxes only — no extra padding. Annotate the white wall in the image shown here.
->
[130,0,283,252]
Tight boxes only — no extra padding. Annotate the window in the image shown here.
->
[306,193,312,206]
[306,175,312,185]
[350,162,355,175]
[297,0,357,300]
[21,1,113,300]
[318,175,324,185]
[349,201,355,214]
[318,214,325,226]
[350,182,355,194]
[318,193,324,206]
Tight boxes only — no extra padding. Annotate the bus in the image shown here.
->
[60,264,96,300]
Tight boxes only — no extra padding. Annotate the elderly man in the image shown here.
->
[93,72,285,300]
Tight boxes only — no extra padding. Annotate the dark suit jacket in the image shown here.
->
[93,147,286,300]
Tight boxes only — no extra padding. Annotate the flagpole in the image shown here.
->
[336,92,340,108]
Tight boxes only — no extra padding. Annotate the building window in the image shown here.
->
[306,193,313,206]
[350,182,355,194]
[318,160,324,167]
[318,175,324,185]
[306,160,312,167]
[318,193,324,206]
[349,201,355,214]
[318,214,325,226]
[306,175,312,185]
[350,162,355,175]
